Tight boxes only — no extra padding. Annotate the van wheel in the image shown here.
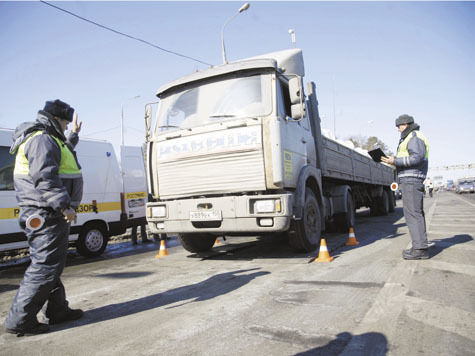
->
[76,223,108,257]
[288,188,322,252]
[334,193,355,232]
[178,233,216,253]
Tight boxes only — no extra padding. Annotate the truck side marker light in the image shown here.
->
[155,239,169,259]
[345,227,359,246]
[390,182,398,191]
[26,214,45,231]
[314,238,334,263]
[214,237,221,246]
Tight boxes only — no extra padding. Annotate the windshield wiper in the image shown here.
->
[209,114,236,118]
[158,125,191,131]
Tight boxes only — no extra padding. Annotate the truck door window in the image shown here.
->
[0,146,14,191]
[277,79,292,118]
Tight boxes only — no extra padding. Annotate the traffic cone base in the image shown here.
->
[155,239,168,259]
[314,238,334,263]
[346,227,359,246]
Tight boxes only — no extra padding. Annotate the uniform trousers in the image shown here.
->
[400,179,428,249]
[4,207,70,329]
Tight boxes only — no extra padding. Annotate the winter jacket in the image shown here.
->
[10,111,83,211]
[394,123,429,181]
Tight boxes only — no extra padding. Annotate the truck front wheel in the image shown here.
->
[288,188,322,252]
[178,233,216,253]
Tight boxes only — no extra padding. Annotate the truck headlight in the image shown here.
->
[151,206,167,218]
[253,199,281,213]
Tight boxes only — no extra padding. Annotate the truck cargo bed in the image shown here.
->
[322,136,394,185]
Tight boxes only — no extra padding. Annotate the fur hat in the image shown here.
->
[395,114,414,127]
[43,99,74,122]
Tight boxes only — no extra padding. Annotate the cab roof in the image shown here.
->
[156,48,304,98]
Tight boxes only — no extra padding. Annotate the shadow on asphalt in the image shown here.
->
[293,331,388,356]
[52,268,269,332]
[428,234,473,258]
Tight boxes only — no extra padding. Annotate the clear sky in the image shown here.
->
[1,1,474,180]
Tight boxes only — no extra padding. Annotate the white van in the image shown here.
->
[0,128,147,257]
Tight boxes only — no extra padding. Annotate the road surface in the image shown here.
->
[0,191,474,355]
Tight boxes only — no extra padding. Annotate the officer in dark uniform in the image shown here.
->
[4,100,84,335]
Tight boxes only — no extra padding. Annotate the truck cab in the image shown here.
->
[146,49,325,252]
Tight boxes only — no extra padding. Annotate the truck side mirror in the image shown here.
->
[289,77,301,105]
[291,102,306,120]
[289,76,305,120]
[144,105,152,140]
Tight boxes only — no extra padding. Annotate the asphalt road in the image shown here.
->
[0,191,474,355]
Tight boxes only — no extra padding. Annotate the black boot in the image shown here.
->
[5,322,50,336]
[48,308,84,325]
[403,248,429,260]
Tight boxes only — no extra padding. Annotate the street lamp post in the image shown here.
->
[221,3,250,64]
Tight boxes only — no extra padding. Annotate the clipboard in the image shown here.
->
[368,148,387,163]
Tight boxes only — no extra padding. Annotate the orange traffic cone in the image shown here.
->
[314,238,334,262]
[346,227,359,246]
[155,239,168,259]
[214,237,221,245]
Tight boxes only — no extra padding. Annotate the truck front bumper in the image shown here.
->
[146,194,293,234]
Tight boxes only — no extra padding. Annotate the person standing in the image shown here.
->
[381,114,430,260]
[4,100,84,336]
[131,223,151,244]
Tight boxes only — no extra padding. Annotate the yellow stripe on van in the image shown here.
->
[76,202,121,214]
[0,207,21,220]
[125,191,146,199]
[0,203,122,218]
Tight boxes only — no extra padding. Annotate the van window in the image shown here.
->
[0,146,14,191]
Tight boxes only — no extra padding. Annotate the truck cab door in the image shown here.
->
[120,145,148,220]
[277,78,309,188]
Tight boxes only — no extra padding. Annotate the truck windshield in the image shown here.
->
[155,73,272,133]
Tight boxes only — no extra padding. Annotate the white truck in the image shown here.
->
[0,128,147,257]
[144,49,395,253]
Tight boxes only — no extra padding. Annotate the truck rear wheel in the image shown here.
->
[370,189,390,216]
[288,188,322,252]
[334,193,355,232]
[379,190,390,215]
[76,223,108,257]
[388,190,395,213]
[178,233,216,253]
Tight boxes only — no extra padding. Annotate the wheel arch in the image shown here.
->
[294,165,325,230]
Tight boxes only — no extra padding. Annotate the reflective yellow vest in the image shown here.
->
[396,131,429,159]
[14,131,82,178]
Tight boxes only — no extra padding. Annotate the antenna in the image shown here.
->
[288,29,296,46]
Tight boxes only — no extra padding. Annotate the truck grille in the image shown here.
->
[158,149,266,199]
[156,126,266,199]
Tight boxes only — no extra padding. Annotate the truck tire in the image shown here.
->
[288,188,322,252]
[370,190,390,216]
[76,223,108,257]
[378,190,390,216]
[334,193,355,232]
[178,233,216,253]
[388,190,395,213]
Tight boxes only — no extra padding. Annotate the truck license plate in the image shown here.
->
[190,210,222,221]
